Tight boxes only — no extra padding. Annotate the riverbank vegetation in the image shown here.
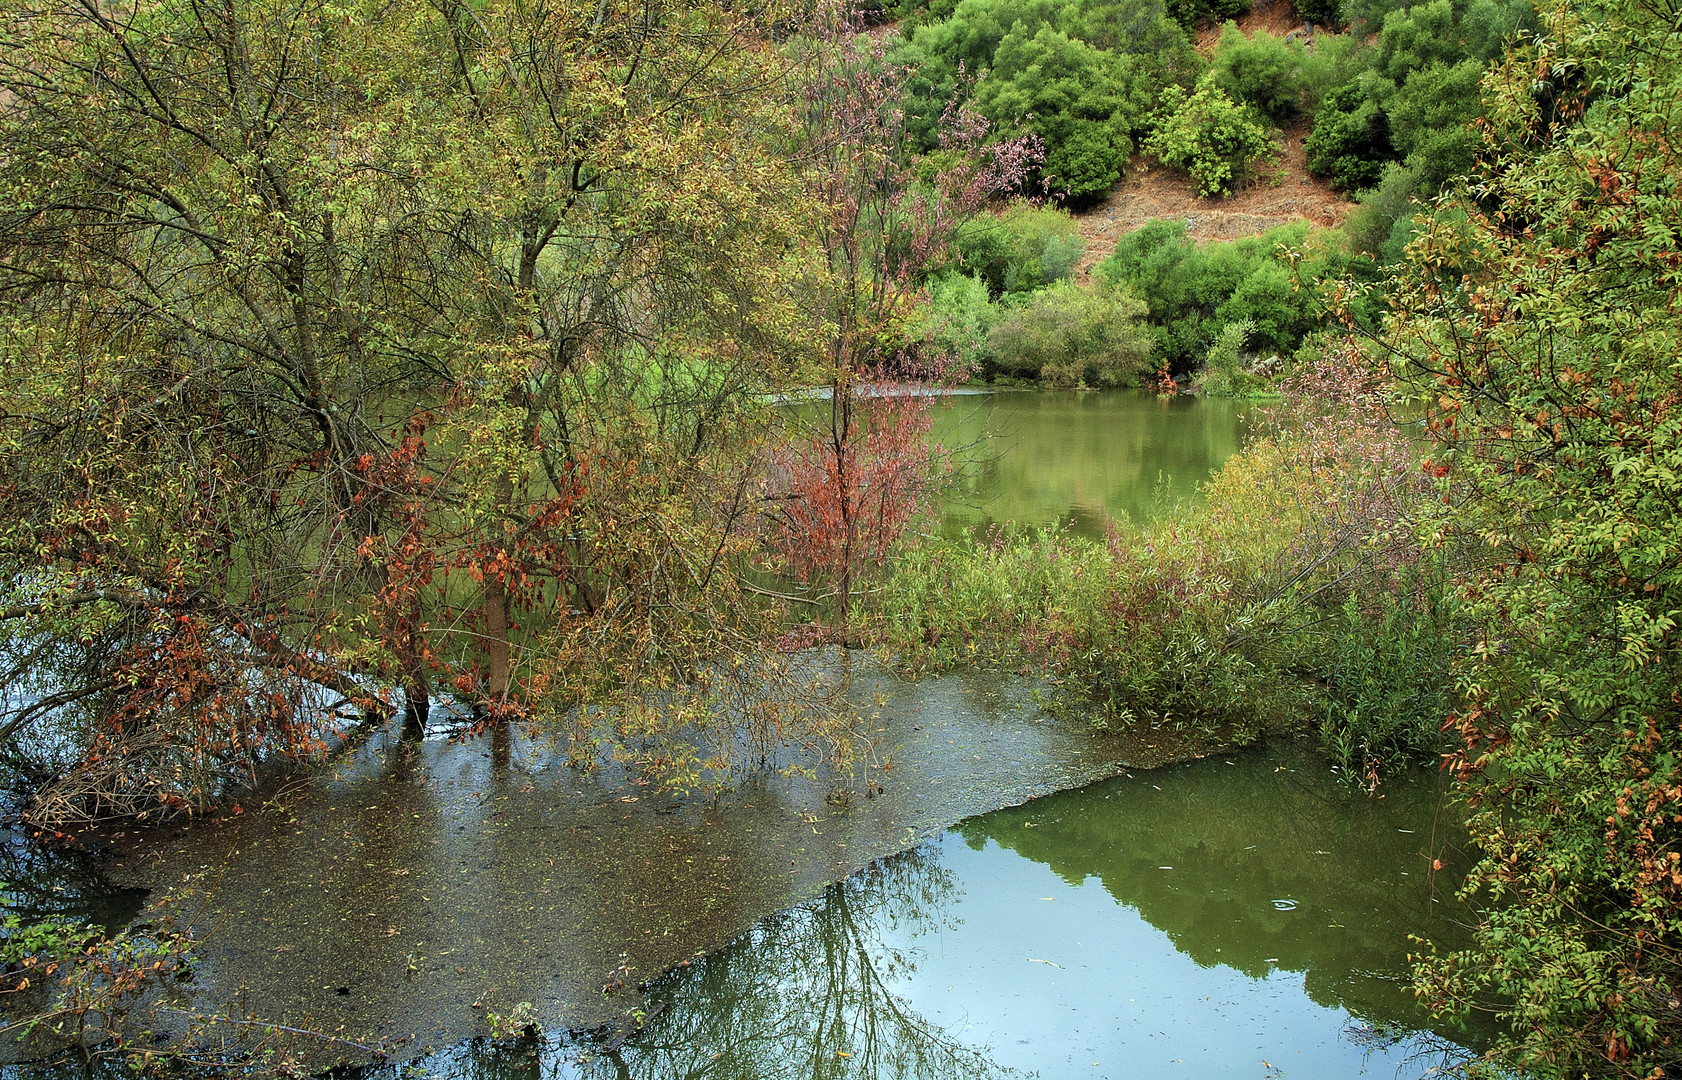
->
[3,0,1681,1073]
[880,0,1682,1072]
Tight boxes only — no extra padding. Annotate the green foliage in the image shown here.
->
[1306,0,1531,198]
[1342,163,1422,260]
[1384,57,1483,186]
[1096,219,1343,372]
[1380,0,1682,1071]
[970,26,1154,201]
[898,0,1196,198]
[908,272,1000,374]
[1144,77,1280,198]
[953,201,1087,296]
[1457,0,1539,59]
[1316,584,1459,777]
[1208,24,1338,125]
[986,281,1153,387]
[1373,0,1464,79]
[1195,319,1274,398]
[1305,77,1396,193]
[1167,0,1252,31]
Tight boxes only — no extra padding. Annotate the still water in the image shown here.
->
[372,745,1480,1079]
[935,390,1254,535]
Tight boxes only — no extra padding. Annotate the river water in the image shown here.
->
[352,745,1482,1080]
[935,390,1254,536]
[7,391,1487,1077]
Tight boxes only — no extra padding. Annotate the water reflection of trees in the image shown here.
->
[0,832,145,932]
[962,752,1491,1045]
[569,847,1016,1080]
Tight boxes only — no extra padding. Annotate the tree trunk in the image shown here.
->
[483,575,510,708]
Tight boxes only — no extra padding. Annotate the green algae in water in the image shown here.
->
[355,744,1485,1079]
[935,390,1254,536]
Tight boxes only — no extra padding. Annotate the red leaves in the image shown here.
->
[770,390,938,589]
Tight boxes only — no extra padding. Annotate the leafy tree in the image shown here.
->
[896,0,1195,199]
[773,19,1038,636]
[1381,0,1682,1072]
[1145,77,1280,198]
[971,26,1154,201]
[0,0,816,820]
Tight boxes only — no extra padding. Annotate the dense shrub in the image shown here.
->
[971,26,1153,201]
[896,0,1197,198]
[1342,162,1421,260]
[1315,582,1458,778]
[1304,77,1395,192]
[1095,219,1342,372]
[1383,57,1483,186]
[908,272,999,375]
[1305,0,1530,196]
[1144,77,1279,197]
[1207,23,1338,125]
[1195,319,1275,397]
[1167,0,1252,31]
[986,281,1152,387]
[952,201,1086,296]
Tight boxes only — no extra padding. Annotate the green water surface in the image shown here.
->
[935,390,1254,535]
[378,744,1482,1080]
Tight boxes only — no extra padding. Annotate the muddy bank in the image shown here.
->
[93,665,1223,1065]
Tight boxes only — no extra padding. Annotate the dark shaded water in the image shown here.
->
[936,390,1253,535]
[344,745,1482,1080]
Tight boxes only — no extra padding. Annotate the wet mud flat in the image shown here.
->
[91,666,1220,1066]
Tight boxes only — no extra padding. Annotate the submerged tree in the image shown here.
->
[0,0,816,822]
[770,13,1039,636]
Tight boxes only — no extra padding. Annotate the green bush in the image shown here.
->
[1095,219,1341,372]
[971,25,1157,201]
[1144,77,1279,198]
[1342,162,1422,260]
[1374,0,1465,80]
[1195,318,1275,397]
[953,201,1086,296]
[1384,57,1483,187]
[1305,77,1396,192]
[908,272,1000,375]
[898,0,1197,196]
[1167,0,1252,31]
[986,280,1153,387]
[1315,583,1458,777]
[1208,23,1336,125]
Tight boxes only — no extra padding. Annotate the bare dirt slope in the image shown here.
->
[1074,129,1355,277]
